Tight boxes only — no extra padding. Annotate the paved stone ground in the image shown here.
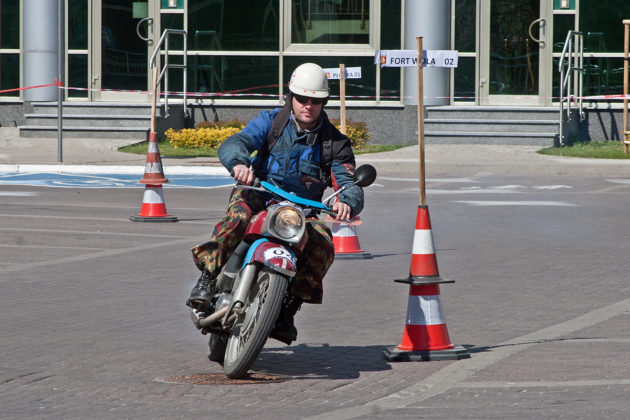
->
[3,172,630,419]
[2,129,630,418]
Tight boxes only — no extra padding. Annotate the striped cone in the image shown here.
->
[130,184,178,222]
[130,132,177,222]
[383,284,469,361]
[399,205,446,284]
[384,205,469,361]
[139,132,168,185]
[329,217,372,260]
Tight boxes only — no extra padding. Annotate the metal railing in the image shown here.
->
[558,30,584,146]
[149,29,188,118]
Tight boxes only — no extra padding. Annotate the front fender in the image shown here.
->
[244,238,297,277]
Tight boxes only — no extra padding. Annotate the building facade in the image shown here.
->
[1,0,629,141]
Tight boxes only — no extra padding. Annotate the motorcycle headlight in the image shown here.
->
[270,206,304,240]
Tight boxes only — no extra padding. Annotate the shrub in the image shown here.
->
[167,117,371,150]
[166,120,246,149]
[329,119,370,150]
[195,119,246,129]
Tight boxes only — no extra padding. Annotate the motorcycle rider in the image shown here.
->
[186,62,365,344]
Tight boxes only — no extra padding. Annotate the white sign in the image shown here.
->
[323,67,362,79]
[375,50,458,68]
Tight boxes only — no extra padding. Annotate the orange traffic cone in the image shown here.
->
[139,132,168,185]
[383,283,469,361]
[406,205,443,283]
[384,205,468,361]
[130,132,177,222]
[130,184,178,222]
[328,217,372,260]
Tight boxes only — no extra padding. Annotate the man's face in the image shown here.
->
[291,94,324,129]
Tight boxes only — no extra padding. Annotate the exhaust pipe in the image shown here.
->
[198,306,228,328]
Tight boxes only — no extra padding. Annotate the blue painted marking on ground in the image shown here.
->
[0,172,235,189]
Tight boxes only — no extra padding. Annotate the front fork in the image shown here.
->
[221,263,257,327]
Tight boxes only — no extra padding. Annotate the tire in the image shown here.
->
[223,268,288,378]
[208,333,227,363]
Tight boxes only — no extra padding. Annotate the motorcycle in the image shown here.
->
[190,164,377,379]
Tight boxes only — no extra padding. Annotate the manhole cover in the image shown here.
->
[156,372,289,385]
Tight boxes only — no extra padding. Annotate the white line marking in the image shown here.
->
[455,200,577,207]
[606,178,630,184]
[379,177,479,183]
[0,244,107,250]
[427,188,521,194]
[0,191,39,197]
[0,227,189,238]
[456,379,630,389]
[532,185,573,190]
[0,164,229,175]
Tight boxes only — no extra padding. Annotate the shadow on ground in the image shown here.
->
[253,343,392,379]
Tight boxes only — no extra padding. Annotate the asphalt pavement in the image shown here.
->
[2,127,630,419]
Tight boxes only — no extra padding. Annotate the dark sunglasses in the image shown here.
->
[294,94,324,105]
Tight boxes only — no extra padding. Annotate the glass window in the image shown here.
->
[380,67,400,100]
[68,0,88,50]
[187,56,279,99]
[161,13,184,50]
[188,0,279,51]
[582,57,624,96]
[380,0,400,49]
[0,0,19,49]
[101,0,147,91]
[556,57,625,97]
[0,54,19,96]
[580,0,630,52]
[454,0,475,52]
[454,56,475,101]
[283,56,375,100]
[291,0,369,44]
[68,54,88,97]
[553,14,574,53]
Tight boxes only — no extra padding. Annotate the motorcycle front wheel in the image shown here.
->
[223,268,288,379]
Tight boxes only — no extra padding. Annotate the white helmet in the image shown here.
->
[288,63,329,98]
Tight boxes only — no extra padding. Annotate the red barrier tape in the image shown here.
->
[3,80,630,101]
[0,80,62,95]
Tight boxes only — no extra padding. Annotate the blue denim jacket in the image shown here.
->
[218,108,364,216]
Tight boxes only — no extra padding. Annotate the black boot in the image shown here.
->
[186,270,215,311]
[269,297,302,345]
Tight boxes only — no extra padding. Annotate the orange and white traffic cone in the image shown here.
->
[130,132,177,222]
[139,132,168,185]
[384,205,469,361]
[328,217,372,260]
[407,205,442,282]
[383,283,469,361]
[130,184,177,222]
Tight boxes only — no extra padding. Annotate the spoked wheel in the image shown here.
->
[223,268,287,378]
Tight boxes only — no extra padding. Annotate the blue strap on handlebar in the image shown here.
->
[261,181,330,210]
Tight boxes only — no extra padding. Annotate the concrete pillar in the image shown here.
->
[404,0,450,106]
[23,0,59,101]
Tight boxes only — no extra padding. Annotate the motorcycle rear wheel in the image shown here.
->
[223,268,287,379]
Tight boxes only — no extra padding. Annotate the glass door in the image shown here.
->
[479,0,552,105]
[92,0,158,101]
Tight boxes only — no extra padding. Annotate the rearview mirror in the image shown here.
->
[353,164,377,188]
